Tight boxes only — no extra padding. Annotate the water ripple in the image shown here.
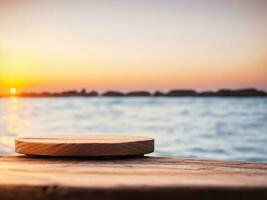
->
[0,97,266,162]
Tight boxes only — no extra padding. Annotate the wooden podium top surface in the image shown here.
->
[15,135,154,157]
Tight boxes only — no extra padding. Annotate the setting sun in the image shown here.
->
[10,88,17,95]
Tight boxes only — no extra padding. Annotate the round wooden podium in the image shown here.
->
[15,135,154,157]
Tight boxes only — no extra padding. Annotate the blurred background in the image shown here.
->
[0,0,266,162]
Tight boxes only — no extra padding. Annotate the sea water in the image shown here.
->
[0,97,267,162]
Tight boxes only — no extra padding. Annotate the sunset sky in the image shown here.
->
[0,0,267,94]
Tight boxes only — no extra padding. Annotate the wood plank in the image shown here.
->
[15,135,154,157]
[0,155,267,200]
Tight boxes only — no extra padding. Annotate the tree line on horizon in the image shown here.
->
[1,88,267,97]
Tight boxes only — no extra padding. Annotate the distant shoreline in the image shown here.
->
[1,88,267,98]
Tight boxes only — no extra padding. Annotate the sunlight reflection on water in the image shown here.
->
[0,97,267,162]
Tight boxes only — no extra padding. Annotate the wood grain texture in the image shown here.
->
[15,135,154,157]
[0,156,267,200]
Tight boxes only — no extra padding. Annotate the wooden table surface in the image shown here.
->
[0,155,267,200]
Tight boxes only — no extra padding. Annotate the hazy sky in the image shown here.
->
[0,0,266,94]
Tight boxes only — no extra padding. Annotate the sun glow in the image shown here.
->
[10,88,17,95]
[0,1,266,94]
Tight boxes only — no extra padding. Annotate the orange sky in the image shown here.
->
[0,0,267,94]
